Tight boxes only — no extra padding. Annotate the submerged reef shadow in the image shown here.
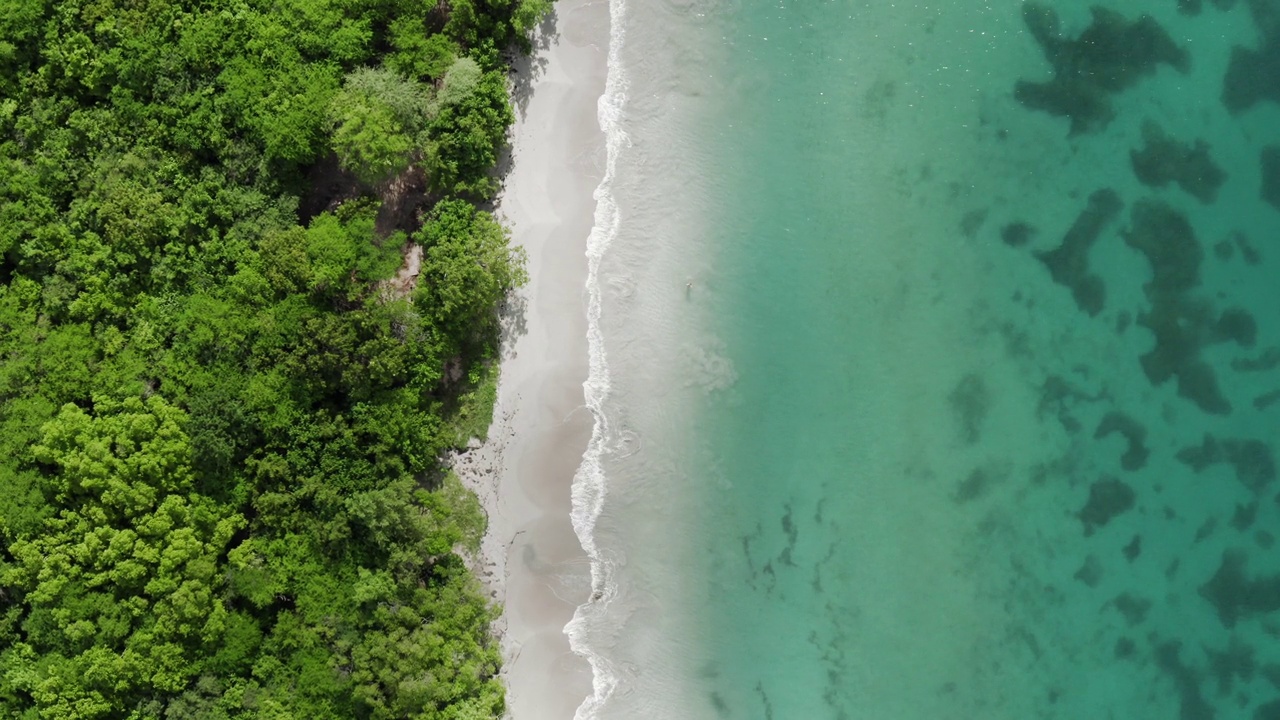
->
[1154,641,1215,720]
[1015,4,1189,135]
[1078,476,1136,536]
[1122,200,1257,415]
[1095,411,1150,471]
[949,373,990,444]
[1200,549,1280,628]
[1176,434,1277,494]
[1204,635,1257,696]
[1222,0,1280,114]
[1035,188,1123,317]
[1130,120,1227,204]
[1001,221,1037,248]
[1180,0,1240,15]
[1261,146,1280,212]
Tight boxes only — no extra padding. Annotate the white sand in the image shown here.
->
[451,2,608,718]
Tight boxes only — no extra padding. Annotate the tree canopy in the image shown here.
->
[0,0,546,717]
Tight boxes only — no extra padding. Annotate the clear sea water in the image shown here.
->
[570,1,1280,718]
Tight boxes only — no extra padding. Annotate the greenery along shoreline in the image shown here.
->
[0,0,548,716]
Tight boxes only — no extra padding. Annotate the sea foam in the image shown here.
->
[566,0,629,715]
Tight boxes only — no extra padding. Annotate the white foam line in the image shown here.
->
[567,0,630,716]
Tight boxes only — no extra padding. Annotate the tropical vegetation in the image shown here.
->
[0,0,548,716]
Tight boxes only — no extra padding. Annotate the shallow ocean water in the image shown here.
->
[575,1,1280,718]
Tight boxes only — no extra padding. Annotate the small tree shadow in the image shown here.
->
[509,7,559,120]
[498,289,530,360]
[299,152,365,225]
[486,142,515,212]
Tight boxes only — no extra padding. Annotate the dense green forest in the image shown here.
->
[0,0,547,716]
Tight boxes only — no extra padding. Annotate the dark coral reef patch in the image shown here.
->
[1154,641,1216,720]
[1130,120,1226,204]
[1095,411,1150,471]
[1200,549,1280,628]
[949,373,990,444]
[1001,221,1036,247]
[1181,0,1240,15]
[1078,477,1136,535]
[1222,0,1280,113]
[1015,4,1189,134]
[1035,189,1123,316]
[1123,200,1257,414]
[1176,434,1276,493]
[1261,146,1280,211]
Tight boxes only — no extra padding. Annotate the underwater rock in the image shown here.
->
[1123,200,1252,414]
[1234,501,1260,531]
[1228,440,1276,490]
[1205,635,1256,695]
[754,682,775,720]
[1078,477,1136,535]
[1236,232,1263,264]
[1036,189,1123,316]
[1255,389,1280,411]
[1095,411,1150,471]
[960,208,989,238]
[953,467,993,504]
[1183,0,1242,15]
[949,373,989,444]
[1112,593,1152,625]
[1177,434,1276,493]
[1130,120,1226,204]
[1155,641,1216,720]
[1036,375,1103,433]
[1178,434,1222,471]
[1235,348,1280,372]
[1124,534,1142,561]
[1115,637,1137,659]
[1124,199,1202,294]
[1262,146,1280,211]
[1001,221,1036,247]
[1216,308,1258,346]
[1200,549,1280,627]
[1016,4,1189,134]
[1141,321,1231,414]
[1196,517,1219,543]
[1223,0,1280,113]
[1256,699,1280,720]
[1075,553,1103,587]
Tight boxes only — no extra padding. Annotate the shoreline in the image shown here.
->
[451,2,609,718]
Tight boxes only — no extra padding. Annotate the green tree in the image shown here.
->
[512,0,554,50]
[434,58,484,110]
[327,68,431,185]
[1,396,244,716]
[424,70,513,199]
[414,200,527,355]
[387,22,457,81]
[0,0,545,714]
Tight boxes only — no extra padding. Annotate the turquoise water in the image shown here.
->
[575,1,1280,718]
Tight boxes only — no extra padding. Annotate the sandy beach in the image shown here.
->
[451,2,608,718]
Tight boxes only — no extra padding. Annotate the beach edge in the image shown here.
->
[450,2,609,718]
